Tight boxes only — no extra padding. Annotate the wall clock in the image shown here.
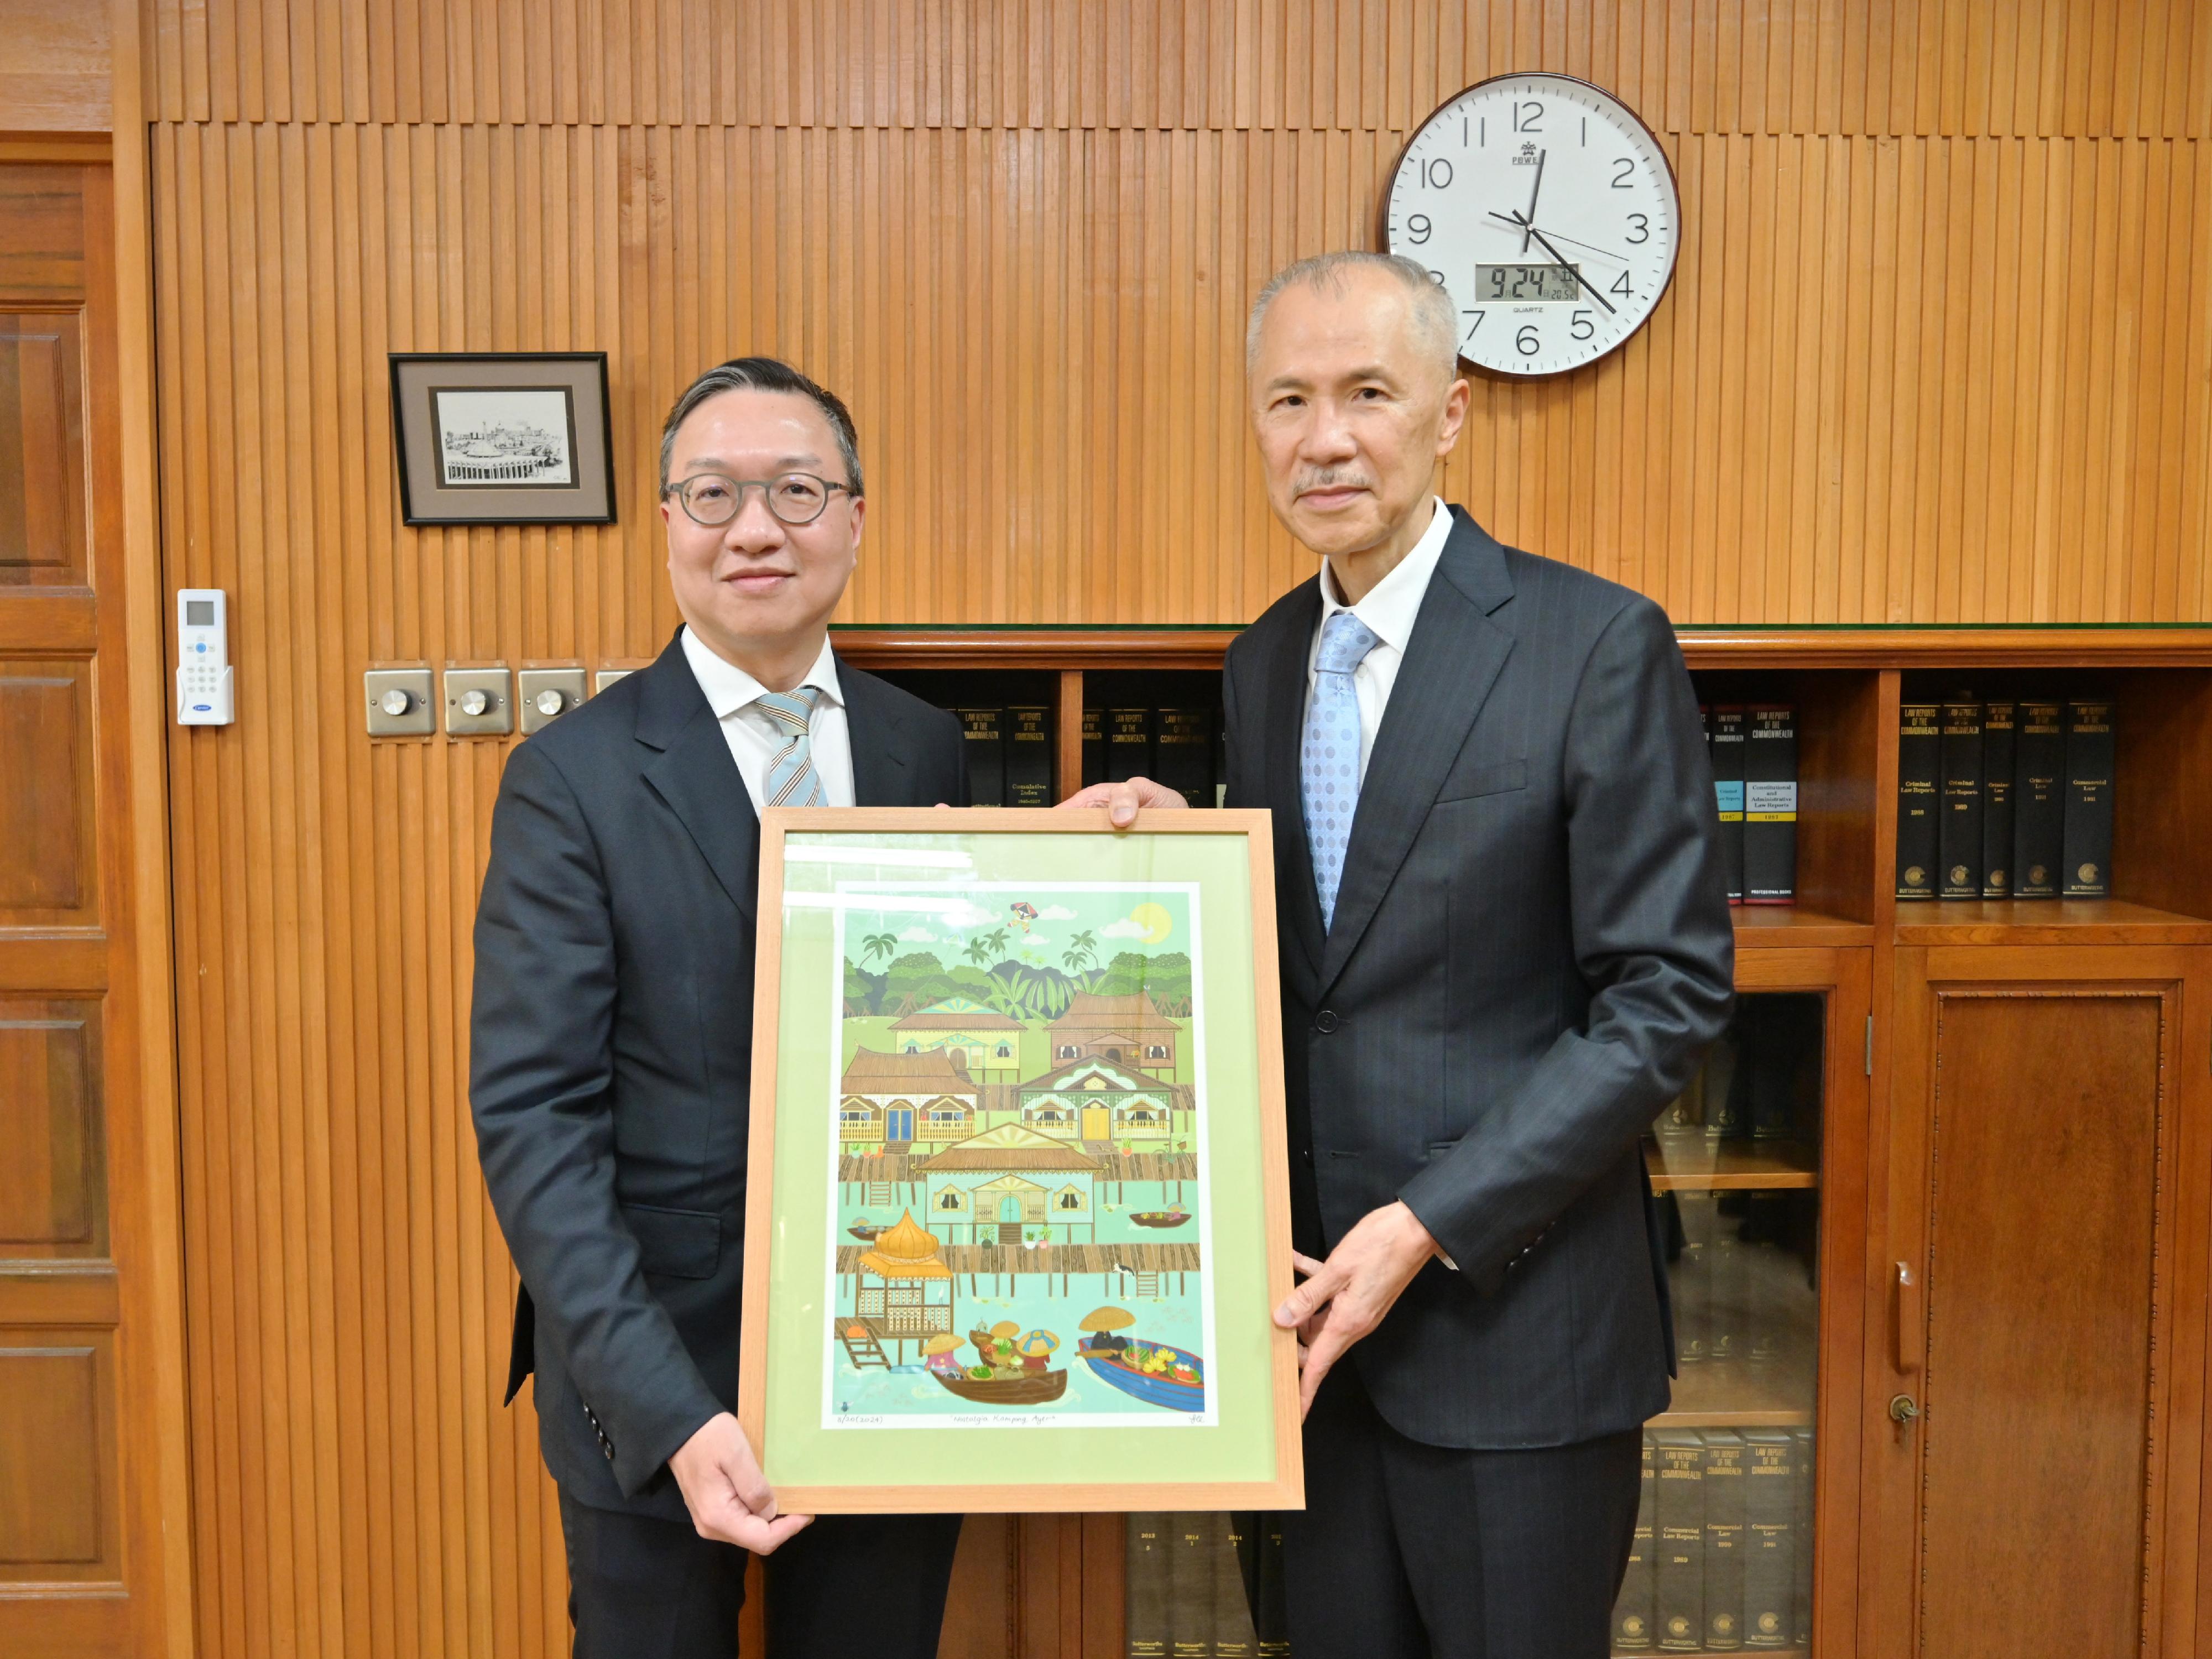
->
[1379,72,1681,378]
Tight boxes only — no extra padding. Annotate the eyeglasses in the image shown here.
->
[662,471,855,527]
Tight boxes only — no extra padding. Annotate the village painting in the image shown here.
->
[822,883,1215,1428]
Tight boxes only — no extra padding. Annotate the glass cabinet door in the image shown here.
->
[1623,990,1827,1656]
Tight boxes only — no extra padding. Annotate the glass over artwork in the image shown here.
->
[826,881,1217,1428]
[748,821,1296,1510]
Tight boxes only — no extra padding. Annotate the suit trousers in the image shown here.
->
[558,1491,963,1659]
[1280,1364,1641,1659]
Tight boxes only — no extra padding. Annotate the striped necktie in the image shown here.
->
[755,686,828,808]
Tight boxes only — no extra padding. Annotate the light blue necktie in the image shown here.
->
[1302,611,1380,929]
[755,686,828,807]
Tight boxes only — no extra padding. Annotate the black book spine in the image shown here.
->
[1126,1512,1169,1659]
[1710,706,1747,904]
[1082,706,1105,787]
[1744,1001,1794,1145]
[1654,1430,1707,1652]
[1790,1428,1815,1647]
[1895,701,1941,899]
[1702,1430,1747,1650]
[1938,695,1984,899]
[1612,1434,1658,1651]
[1653,1061,1706,1155]
[2062,698,2115,897]
[1742,705,1797,903]
[1671,1190,1714,1368]
[1708,1204,1746,1366]
[1167,1514,1211,1659]
[1206,1514,1255,1659]
[1107,706,1154,784]
[958,706,1007,806]
[1254,1515,1289,1658]
[1005,703,1054,807]
[2012,698,2065,898]
[1741,1430,1795,1650]
[1155,706,1216,808]
[1980,699,2017,897]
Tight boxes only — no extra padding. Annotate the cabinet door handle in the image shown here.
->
[1893,1261,1922,1374]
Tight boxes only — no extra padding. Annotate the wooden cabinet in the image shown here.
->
[1868,943,2212,1659]
[808,631,2212,1658]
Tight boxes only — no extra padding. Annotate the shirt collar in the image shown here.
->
[680,626,845,721]
[1317,497,1453,656]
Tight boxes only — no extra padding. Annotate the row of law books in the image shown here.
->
[1896,695,2113,899]
[1652,997,1824,1151]
[1125,1511,1288,1659]
[1613,1427,1815,1652]
[1664,1189,1819,1372]
[953,705,1057,807]
[1083,706,1227,807]
[1702,705,1796,905]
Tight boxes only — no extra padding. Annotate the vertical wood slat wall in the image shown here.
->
[138,5,2212,1658]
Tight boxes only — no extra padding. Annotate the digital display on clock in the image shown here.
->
[1477,263,1582,302]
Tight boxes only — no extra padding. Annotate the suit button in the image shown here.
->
[1301,1148,1314,1167]
[1314,1010,1338,1034]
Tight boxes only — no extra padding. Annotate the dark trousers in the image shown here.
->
[1280,1364,1641,1659]
[558,1491,963,1659]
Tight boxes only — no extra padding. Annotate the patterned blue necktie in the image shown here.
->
[755,686,828,808]
[1302,611,1381,929]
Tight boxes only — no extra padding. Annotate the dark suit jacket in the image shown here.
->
[469,633,967,1519]
[1223,506,1734,1451]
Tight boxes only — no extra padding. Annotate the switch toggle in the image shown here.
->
[518,667,588,735]
[364,668,435,737]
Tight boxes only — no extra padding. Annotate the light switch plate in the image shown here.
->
[364,667,435,737]
[517,667,587,734]
[444,667,513,737]
[595,667,639,694]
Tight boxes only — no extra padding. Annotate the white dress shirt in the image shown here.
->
[1306,497,1454,785]
[679,626,856,811]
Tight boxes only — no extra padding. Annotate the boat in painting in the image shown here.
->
[929,1367,1069,1406]
[1076,1335,1206,1410]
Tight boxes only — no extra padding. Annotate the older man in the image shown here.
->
[471,358,966,1657]
[1079,253,1733,1656]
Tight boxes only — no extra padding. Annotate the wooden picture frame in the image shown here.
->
[740,807,1303,1514]
[388,351,617,525]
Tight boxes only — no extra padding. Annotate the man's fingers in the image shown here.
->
[1275,1260,1344,1328]
[1298,1324,1350,1416]
[1290,1250,1328,1280]
[729,1511,814,1555]
[1054,784,1117,810]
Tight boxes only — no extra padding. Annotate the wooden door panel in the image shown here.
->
[1877,948,2210,1659]
[0,662,94,921]
[1920,989,2162,1653]
[0,313,86,582]
[0,1342,105,1568]
[0,1006,102,1254]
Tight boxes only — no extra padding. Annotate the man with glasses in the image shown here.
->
[471,358,967,1657]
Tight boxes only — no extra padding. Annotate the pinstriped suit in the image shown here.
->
[1223,507,1734,1656]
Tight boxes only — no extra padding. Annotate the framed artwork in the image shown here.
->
[388,352,616,525]
[740,808,1303,1514]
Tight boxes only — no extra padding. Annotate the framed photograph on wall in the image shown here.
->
[740,807,1303,1514]
[388,351,616,525]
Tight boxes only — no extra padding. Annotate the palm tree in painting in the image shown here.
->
[1063,928,1098,973]
[860,931,899,967]
[963,934,993,968]
[982,926,1011,961]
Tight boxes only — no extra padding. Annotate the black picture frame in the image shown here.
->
[389,351,617,525]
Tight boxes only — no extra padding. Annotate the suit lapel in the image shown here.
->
[1260,581,1328,981]
[1318,510,1517,994]
[635,634,761,925]
[837,661,915,806]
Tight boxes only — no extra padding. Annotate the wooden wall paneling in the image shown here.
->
[0,0,114,133]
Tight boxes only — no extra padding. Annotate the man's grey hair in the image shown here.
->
[1245,250,1459,381]
[658,356,865,497]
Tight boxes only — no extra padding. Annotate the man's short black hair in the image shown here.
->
[658,357,864,497]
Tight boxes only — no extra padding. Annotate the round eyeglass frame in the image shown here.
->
[662,471,855,527]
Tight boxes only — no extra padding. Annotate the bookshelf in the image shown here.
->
[821,623,2212,1659]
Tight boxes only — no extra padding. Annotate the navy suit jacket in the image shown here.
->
[1223,507,1735,1449]
[469,633,966,1517]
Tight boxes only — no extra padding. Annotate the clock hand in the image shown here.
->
[1508,211,1616,314]
[1484,211,1630,264]
[1522,149,1546,255]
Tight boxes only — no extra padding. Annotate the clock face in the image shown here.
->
[1381,73,1680,378]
